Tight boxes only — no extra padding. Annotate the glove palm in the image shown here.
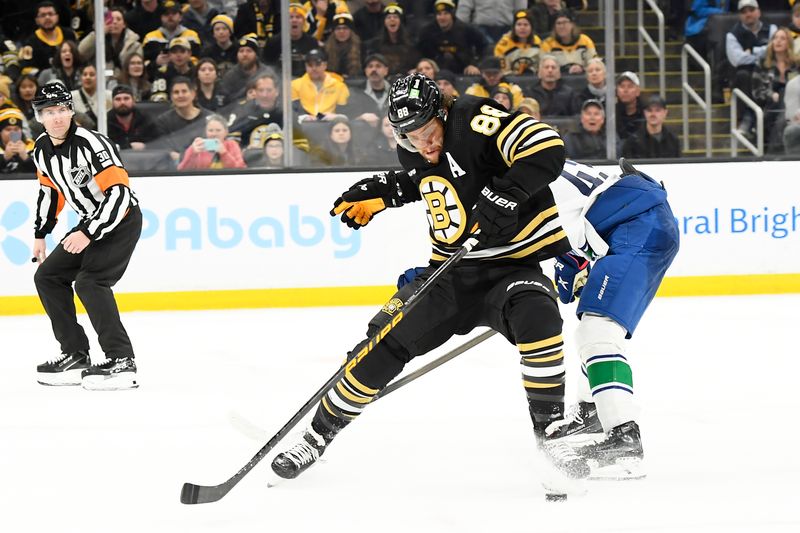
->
[331,172,404,230]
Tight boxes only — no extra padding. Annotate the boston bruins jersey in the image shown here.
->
[396,95,570,265]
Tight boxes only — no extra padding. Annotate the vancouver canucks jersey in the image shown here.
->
[396,95,571,265]
[550,159,667,260]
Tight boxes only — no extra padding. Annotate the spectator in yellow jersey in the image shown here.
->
[541,10,597,74]
[291,48,350,123]
[494,9,542,76]
[465,56,524,109]
[305,0,351,43]
[142,1,202,69]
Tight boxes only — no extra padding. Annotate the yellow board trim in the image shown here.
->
[1,274,799,316]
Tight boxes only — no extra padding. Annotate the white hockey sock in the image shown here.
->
[575,314,638,432]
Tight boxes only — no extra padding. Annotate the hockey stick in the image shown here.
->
[180,238,479,505]
[228,329,498,442]
[376,328,497,399]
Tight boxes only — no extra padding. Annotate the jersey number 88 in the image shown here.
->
[470,104,510,136]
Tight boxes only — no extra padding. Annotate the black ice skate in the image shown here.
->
[271,427,328,481]
[37,350,90,386]
[81,357,138,390]
[545,401,604,443]
[578,421,646,480]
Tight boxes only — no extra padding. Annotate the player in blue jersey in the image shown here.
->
[543,158,680,479]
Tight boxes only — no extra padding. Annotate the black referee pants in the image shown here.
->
[34,207,142,359]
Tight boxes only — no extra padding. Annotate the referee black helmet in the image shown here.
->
[32,81,73,115]
[388,73,444,135]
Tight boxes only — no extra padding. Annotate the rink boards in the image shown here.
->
[1,160,798,314]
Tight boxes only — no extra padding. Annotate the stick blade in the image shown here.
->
[181,482,228,505]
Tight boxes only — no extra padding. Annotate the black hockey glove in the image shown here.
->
[472,179,529,248]
[331,171,405,230]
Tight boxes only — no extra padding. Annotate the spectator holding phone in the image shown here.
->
[0,108,35,174]
[178,113,246,170]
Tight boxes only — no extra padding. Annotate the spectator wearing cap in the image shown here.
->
[227,72,284,146]
[179,113,246,170]
[0,39,21,83]
[342,53,391,127]
[466,56,525,108]
[247,130,288,168]
[195,58,230,111]
[517,97,540,119]
[455,0,527,45]
[235,0,280,45]
[324,13,363,78]
[107,84,157,151]
[263,3,319,77]
[149,37,198,101]
[615,70,644,140]
[622,94,680,159]
[578,57,608,106]
[491,85,515,110]
[726,0,777,110]
[541,10,597,74]
[126,0,163,40]
[354,0,386,43]
[304,0,352,43]
[436,69,460,97]
[79,7,144,75]
[564,98,609,159]
[200,14,239,78]
[142,1,202,68]
[291,48,351,122]
[154,76,211,160]
[222,33,274,101]
[528,54,580,116]
[494,9,542,76]
[0,108,35,175]
[417,0,487,75]
[18,1,78,76]
[182,0,221,44]
[71,64,111,130]
[363,3,420,76]
[530,0,566,38]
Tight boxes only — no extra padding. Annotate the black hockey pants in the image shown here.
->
[34,207,142,358]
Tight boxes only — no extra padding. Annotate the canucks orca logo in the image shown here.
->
[69,164,92,187]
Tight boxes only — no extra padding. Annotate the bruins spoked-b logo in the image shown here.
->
[69,164,92,187]
[420,175,466,244]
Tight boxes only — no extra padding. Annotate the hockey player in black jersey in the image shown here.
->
[271,73,587,482]
[30,82,141,391]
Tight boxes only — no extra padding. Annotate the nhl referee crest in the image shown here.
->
[69,164,92,187]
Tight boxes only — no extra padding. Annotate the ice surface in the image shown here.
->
[2,295,798,533]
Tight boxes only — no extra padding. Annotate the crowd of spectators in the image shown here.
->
[1,0,799,175]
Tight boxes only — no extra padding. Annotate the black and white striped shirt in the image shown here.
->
[33,122,138,241]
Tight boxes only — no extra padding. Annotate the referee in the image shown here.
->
[31,82,142,391]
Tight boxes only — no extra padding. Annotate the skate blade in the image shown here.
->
[589,457,646,481]
[81,373,139,391]
[535,451,588,497]
[37,368,84,386]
